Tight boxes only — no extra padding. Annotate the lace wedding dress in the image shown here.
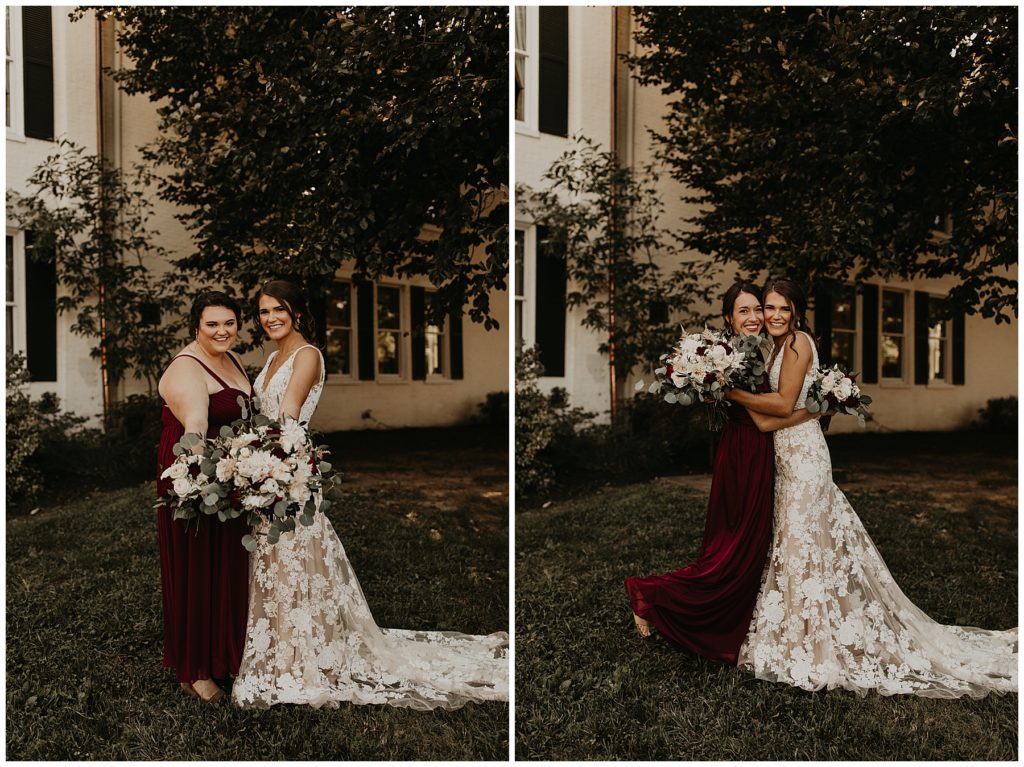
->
[231,345,509,710]
[738,332,1017,698]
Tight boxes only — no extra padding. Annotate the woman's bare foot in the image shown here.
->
[633,613,652,638]
[190,678,225,702]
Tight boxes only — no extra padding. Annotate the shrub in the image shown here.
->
[476,391,509,428]
[975,396,1017,433]
[6,352,93,505]
[515,348,594,495]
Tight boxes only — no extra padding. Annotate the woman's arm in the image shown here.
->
[158,358,210,441]
[725,333,814,417]
[746,407,819,433]
[278,347,322,421]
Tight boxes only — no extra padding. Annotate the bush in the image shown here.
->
[515,348,594,495]
[6,352,94,505]
[975,396,1017,433]
[476,391,509,428]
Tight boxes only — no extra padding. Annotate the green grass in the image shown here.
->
[516,477,1017,760]
[7,480,508,760]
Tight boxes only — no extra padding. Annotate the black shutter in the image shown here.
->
[308,282,327,351]
[534,225,567,377]
[538,7,569,137]
[24,233,57,382]
[410,286,426,381]
[356,280,374,381]
[22,7,54,141]
[448,308,463,380]
[813,282,833,367]
[913,291,929,385]
[952,310,965,386]
[860,283,878,384]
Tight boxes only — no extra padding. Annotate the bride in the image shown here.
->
[726,278,1017,698]
[231,279,509,710]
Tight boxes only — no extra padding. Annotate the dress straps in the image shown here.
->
[170,353,251,393]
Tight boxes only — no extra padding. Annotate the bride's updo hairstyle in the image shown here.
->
[189,291,242,338]
[721,281,764,338]
[255,279,317,343]
[762,277,813,356]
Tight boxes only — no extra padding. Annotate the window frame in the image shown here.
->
[373,282,405,380]
[926,294,951,385]
[423,288,448,381]
[324,278,356,381]
[6,228,25,354]
[6,5,24,141]
[879,288,908,384]
[514,5,539,135]
[514,224,536,351]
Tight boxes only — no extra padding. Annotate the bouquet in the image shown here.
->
[156,395,343,550]
[635,326,769,430]
[805,364,873,426]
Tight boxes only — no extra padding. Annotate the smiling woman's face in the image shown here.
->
[195,305,238,353]
[763,290,794,338]
[258,293,299,342]
[730,291,764,336]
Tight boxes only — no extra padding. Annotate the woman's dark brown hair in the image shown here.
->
[762,277,813,357]
[721,281,764,337]
[188,291,242,337]
[254,279,317,343]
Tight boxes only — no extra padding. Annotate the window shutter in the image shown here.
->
[410,286,426,381]
[860,283,878,384]
[538,7,569,137]
[534,225,567,377]
[22,6,54,141]
[952,310,965,385]
[813,283,833,367]
[448,308,464,380]
[308,283,327,351]
[356,280,374,381]
[913,291,929,385]
[24,233,57,382]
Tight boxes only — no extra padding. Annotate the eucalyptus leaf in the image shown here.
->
[664,392,678,404]
[241,534,257,552]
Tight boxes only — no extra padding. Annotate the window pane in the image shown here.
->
[325,328,351,376]
[6,235,13,302]
[326,282,351,327]
[929,336,945,380]
[515,230,525,297]
[377,331,399,374]
[425,331,442,375]
[881,335,902,378]
[831,284,855,331]
[515,6,526,50]
[6,306,12,351]
[881,291,904,334]
[515,301,523,348]
[377,286,400,330]
[831,332,855,371]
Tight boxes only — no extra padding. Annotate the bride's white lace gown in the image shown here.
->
[231,345,509,710]
[738,331,1017,698]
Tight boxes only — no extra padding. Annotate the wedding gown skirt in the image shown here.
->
[232,511,508,710]
[738,417,1017,698]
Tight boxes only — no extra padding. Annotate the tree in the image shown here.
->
[7,140,185,410]
[517,136,716,418]
[80,6,508,328]
[630,7,1017,322]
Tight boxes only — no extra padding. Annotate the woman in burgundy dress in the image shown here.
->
[157,291,253,702]
[625,283,820,664]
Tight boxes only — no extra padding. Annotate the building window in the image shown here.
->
[538,6,568,137]
[830,283,857,371]
[6,233,15,351]
[6,6,23,136]
[927,296,949,382]
[424,290,447,378]
[325,279,354,378]
[375,284,402,377]
[880,289,906,380]
[515,229,525,349]
[20,5,53,141]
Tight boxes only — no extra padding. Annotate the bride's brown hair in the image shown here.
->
[254,279,318,344]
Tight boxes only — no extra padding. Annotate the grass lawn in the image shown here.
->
[7,437,509,761]
[516,438,1017,760]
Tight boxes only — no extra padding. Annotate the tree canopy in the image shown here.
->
[83,6,507,327]
[631,7,1016,322]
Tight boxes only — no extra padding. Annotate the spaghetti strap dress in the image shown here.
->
[625,390,775,664]
[156,353,252,683]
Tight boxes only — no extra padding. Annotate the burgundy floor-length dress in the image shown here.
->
[156,354,252,683]
[625,401,774,664]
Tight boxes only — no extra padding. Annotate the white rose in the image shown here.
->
[262,478,281,496]
[280,420,308,454]
[172,477,193,497]
[289,483,311,503]
[837,379,853,400]
[215,457,236,483]
[242,494,267,509]
[161,461,188,481]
